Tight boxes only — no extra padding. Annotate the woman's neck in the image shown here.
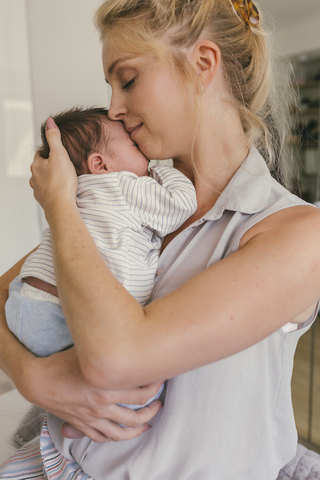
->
[176,92,248,199]
[174,141,249,212]
[162,142,249,252]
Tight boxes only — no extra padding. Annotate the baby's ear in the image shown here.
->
[87,153,109,175]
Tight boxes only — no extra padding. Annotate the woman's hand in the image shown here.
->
[22,347,163,443]
[29,118,78,213]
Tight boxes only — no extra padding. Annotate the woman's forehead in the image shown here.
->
[102,40,132,69]
[101,26,164,66]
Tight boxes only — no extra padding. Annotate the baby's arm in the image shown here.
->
[120,166,197,235]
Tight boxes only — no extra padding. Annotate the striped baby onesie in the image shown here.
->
[20,165,197,305]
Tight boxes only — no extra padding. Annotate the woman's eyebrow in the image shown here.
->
[107,56,134,76]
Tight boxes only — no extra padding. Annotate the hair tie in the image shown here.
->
[231,0,260,28]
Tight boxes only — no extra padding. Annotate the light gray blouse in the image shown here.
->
[47,147,317,480]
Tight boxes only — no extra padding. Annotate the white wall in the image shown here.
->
[0,0,38,275]
[27,0,109,137]
[0,0,109,275]
[273,15,320,57]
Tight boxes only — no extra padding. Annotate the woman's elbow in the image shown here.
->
[78,348,131,390]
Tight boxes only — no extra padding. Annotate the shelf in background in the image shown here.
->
[297,81,320,90]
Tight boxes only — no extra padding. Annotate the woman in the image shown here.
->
[1,0,320,478]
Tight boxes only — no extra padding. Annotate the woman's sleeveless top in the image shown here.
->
[47,147,318,480]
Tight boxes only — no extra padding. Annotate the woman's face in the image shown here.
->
[102,41,196,163]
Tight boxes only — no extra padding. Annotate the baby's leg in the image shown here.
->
[5,277,73,357]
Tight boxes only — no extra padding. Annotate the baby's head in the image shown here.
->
[38,107,149,177]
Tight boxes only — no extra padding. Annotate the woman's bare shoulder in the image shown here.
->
[240,205,320,249]
[239,205,320,326]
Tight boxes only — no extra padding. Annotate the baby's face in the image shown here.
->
[104,121,149,176]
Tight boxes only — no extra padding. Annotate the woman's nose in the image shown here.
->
[108,93,127,121]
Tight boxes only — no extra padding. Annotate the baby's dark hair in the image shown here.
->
[38,106,111,176]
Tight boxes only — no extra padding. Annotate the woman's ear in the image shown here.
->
[190,40,221,89]
[87,153,109,175]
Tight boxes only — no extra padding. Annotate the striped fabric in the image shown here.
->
[20,166,197,306]
[0,416,92,479]
[0,437,45,479]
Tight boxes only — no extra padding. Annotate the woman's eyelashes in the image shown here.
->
[122,77,135,90]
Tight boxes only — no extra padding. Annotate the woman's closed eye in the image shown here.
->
[122,77,135,90]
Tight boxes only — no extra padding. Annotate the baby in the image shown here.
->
[6,106,197,410]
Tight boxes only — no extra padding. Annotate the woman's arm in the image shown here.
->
[0,253,162,442]
[30,122,320,391]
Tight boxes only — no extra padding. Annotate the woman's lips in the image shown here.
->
[129,124,142,141]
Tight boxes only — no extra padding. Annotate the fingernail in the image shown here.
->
[46,117,56,130]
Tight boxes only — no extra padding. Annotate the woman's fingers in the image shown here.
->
[46,117,56,129]
[60,399,163,443]
[61,419,152,443]
[45,384,164,442]
[43,118,68,156]
[78,381,164,417]
[109,381,164,406]
[93,421,152,443]
[107,399,163,428]
[29,118,77,209]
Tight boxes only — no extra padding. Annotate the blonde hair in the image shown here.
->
[95,0,296,186]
